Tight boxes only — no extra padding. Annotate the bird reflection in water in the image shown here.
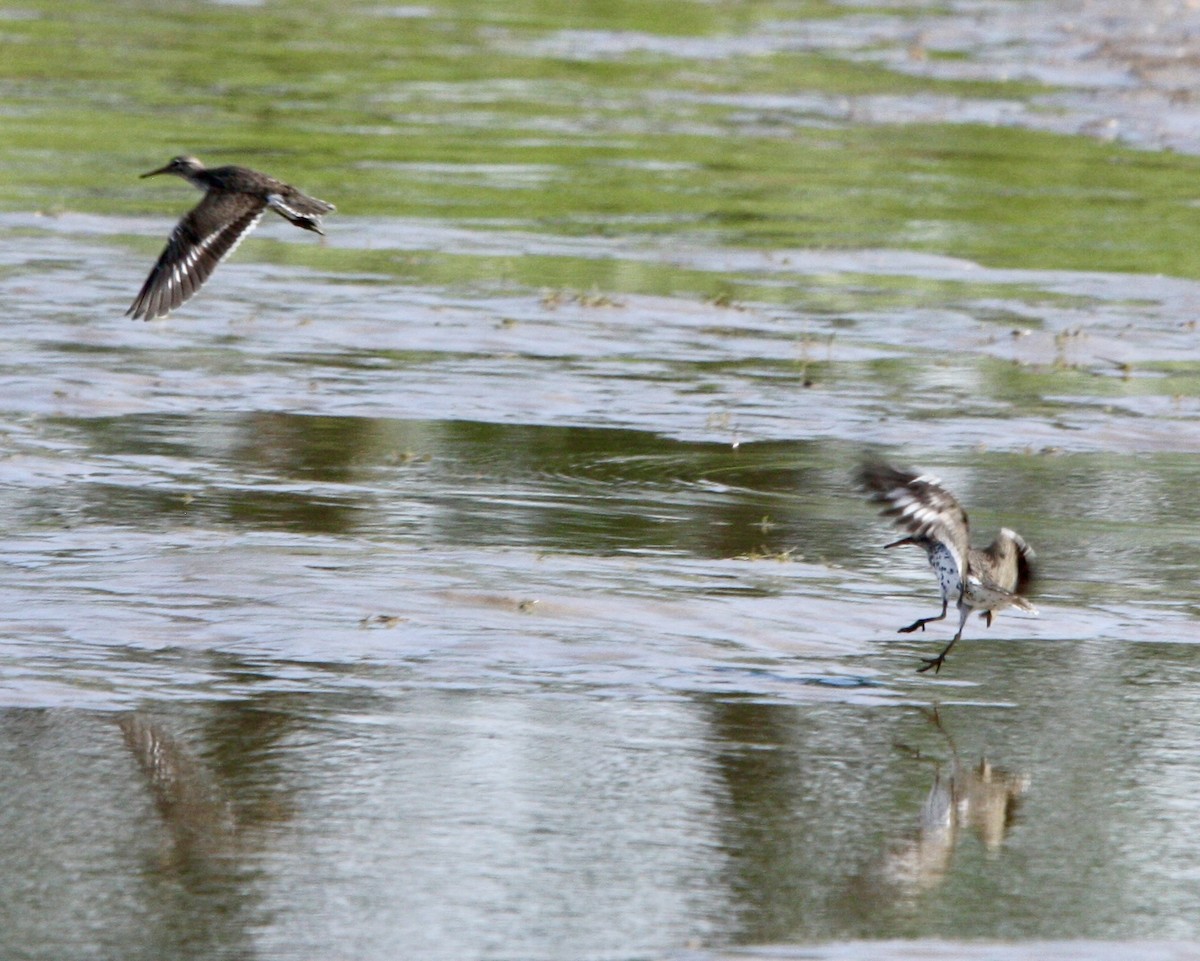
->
[118,713,237,866]
[855,708,1029,902]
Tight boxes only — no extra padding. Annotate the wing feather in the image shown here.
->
[859,460,971,578]
[128,192,266,320]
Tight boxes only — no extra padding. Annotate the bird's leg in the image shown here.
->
[917,604,972,674]
[898,600,947,634]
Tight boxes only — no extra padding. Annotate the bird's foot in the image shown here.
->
[898,618,932,634]
[916,653,946,674]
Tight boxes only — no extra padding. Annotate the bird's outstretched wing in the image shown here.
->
[859,460,971,578]
[127,192,266,320]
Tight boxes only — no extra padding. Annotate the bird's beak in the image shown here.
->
[884,536,915,549]
[140,164,173,179]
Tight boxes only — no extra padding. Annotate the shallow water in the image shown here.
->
[2,1,1200,959]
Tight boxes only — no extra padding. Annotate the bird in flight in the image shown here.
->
[859,459,1036,674]
[127,156,334,320]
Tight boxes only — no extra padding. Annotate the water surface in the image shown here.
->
[1,0,1200,959]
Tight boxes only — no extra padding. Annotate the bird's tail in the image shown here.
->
[266,190,335,235]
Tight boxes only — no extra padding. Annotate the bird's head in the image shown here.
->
[884,534,932,551]
[140,156,205,180]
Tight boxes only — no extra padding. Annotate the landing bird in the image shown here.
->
[859,460,1036,674]
[127,156,334,320]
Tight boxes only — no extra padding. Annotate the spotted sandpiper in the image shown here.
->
[859,459,1036,674]
[127,156,334,320]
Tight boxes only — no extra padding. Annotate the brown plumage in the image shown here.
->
[128,156,334,320]
[859,459,1036,674]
